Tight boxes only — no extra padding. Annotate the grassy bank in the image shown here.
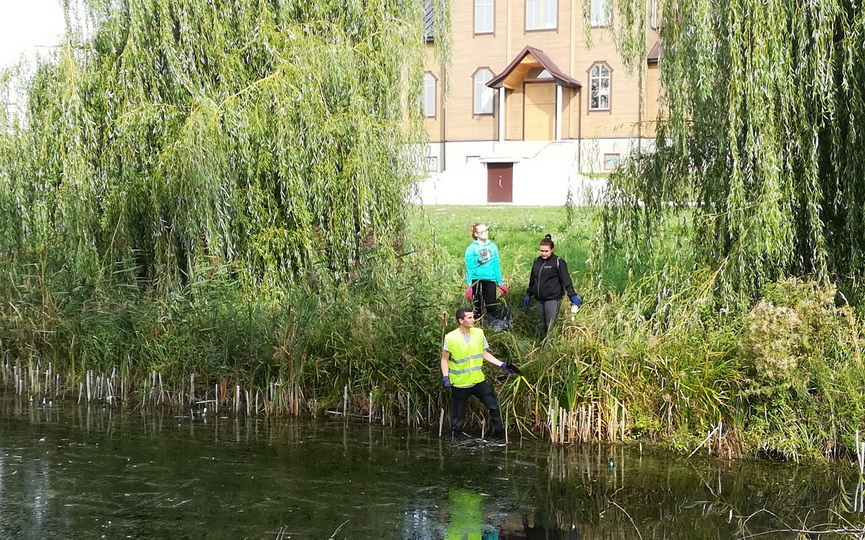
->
[2,205,864,461]
[417,206,865,460]
[3,0,862,464]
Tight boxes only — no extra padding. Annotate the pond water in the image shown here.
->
[1,394,863,539]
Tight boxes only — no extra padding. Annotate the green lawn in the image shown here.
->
[410,205,622,295]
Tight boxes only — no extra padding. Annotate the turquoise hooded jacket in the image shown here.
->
[464,240,503,285]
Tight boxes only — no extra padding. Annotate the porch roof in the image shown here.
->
[487,46,581,90]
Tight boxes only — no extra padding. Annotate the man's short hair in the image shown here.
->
[455,307,472,322]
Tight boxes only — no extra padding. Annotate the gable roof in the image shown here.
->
[487,46,581,90]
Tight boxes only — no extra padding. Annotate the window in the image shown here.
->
[604,153,620,170]
[426,156,438,172]
[589,63,611,111]
[590,0,611,26]
[526,0,557,30]
[423,72,436,118]
[473,69,494,115]
[475,0,494,34]
[527,67,553,79]
[650,0,659,29]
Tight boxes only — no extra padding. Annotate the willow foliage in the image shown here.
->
[0,0,447,293]
[604,0,865,300]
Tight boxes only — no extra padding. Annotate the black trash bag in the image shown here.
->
[488,305,512,333]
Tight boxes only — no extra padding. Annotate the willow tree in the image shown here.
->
[0,0,449,293]
[604,0,865,301]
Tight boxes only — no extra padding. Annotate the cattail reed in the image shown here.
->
[857,431,865,478]
[548,401,628,445]
[343,385,348,418]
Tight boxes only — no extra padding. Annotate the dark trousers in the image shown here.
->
[450,380,504,436]
[535,298,562,340]
[471,279,500,321]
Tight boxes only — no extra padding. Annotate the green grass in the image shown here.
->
[410,204,629,297]
[414,205,587,271]
[408,206,865,462]
[3,204,864,463]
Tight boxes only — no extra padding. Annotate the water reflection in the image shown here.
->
[444,489,486,539]
[0,394,864,539]
[440,487,579,539]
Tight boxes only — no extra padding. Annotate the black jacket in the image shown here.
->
[526,254,577,301]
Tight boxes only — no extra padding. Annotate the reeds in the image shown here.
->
[3,223,865,461]
[0,357,444,425]
[2,194,865,460]
[547,400,627,444]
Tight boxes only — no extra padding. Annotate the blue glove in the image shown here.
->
[500,363,514,375]
[570,295,582,306]
[523,295,531,308]
[442,376,452,388]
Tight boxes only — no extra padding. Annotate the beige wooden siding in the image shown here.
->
[643,64,661,137]
[423,0,662,143]
[506,83,525,140]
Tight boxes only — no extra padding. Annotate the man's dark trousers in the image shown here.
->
[450,380,503,436]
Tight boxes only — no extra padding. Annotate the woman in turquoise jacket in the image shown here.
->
[465,223,508,321]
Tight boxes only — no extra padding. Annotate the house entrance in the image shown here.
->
[486,163,513,203]
[524,82,555,141]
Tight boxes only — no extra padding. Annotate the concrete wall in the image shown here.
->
[415,139,636,205]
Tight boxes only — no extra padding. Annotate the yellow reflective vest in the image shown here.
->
[445,489,483,540]
[445,328,485,388]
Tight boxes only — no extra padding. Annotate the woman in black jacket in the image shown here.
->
[523,235,582,339]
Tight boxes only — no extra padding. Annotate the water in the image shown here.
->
[1,395,863,539]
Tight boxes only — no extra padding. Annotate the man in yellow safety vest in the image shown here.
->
[441,307,514,439]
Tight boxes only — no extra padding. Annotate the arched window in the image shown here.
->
[589,63,611,111]
[423,72,437,118]
[473,68,494,115]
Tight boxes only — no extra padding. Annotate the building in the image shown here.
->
[416,0,662,205]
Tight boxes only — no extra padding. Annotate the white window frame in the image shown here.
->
[473,69,495,115]
[475,0,494,34]
[423,72,436,118]
[589,63,611,111]
[650,0,659,29]
[590,0,611,27]
[526,0,557,30]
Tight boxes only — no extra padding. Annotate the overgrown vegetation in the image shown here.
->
[604,0,865,303]
[2,0,865,463]
[591,0,865,459]
[410,207,865,462]
[0,0,455,419]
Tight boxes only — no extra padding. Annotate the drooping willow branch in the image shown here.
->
[0,0,450,294]
[603,0,865,301]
